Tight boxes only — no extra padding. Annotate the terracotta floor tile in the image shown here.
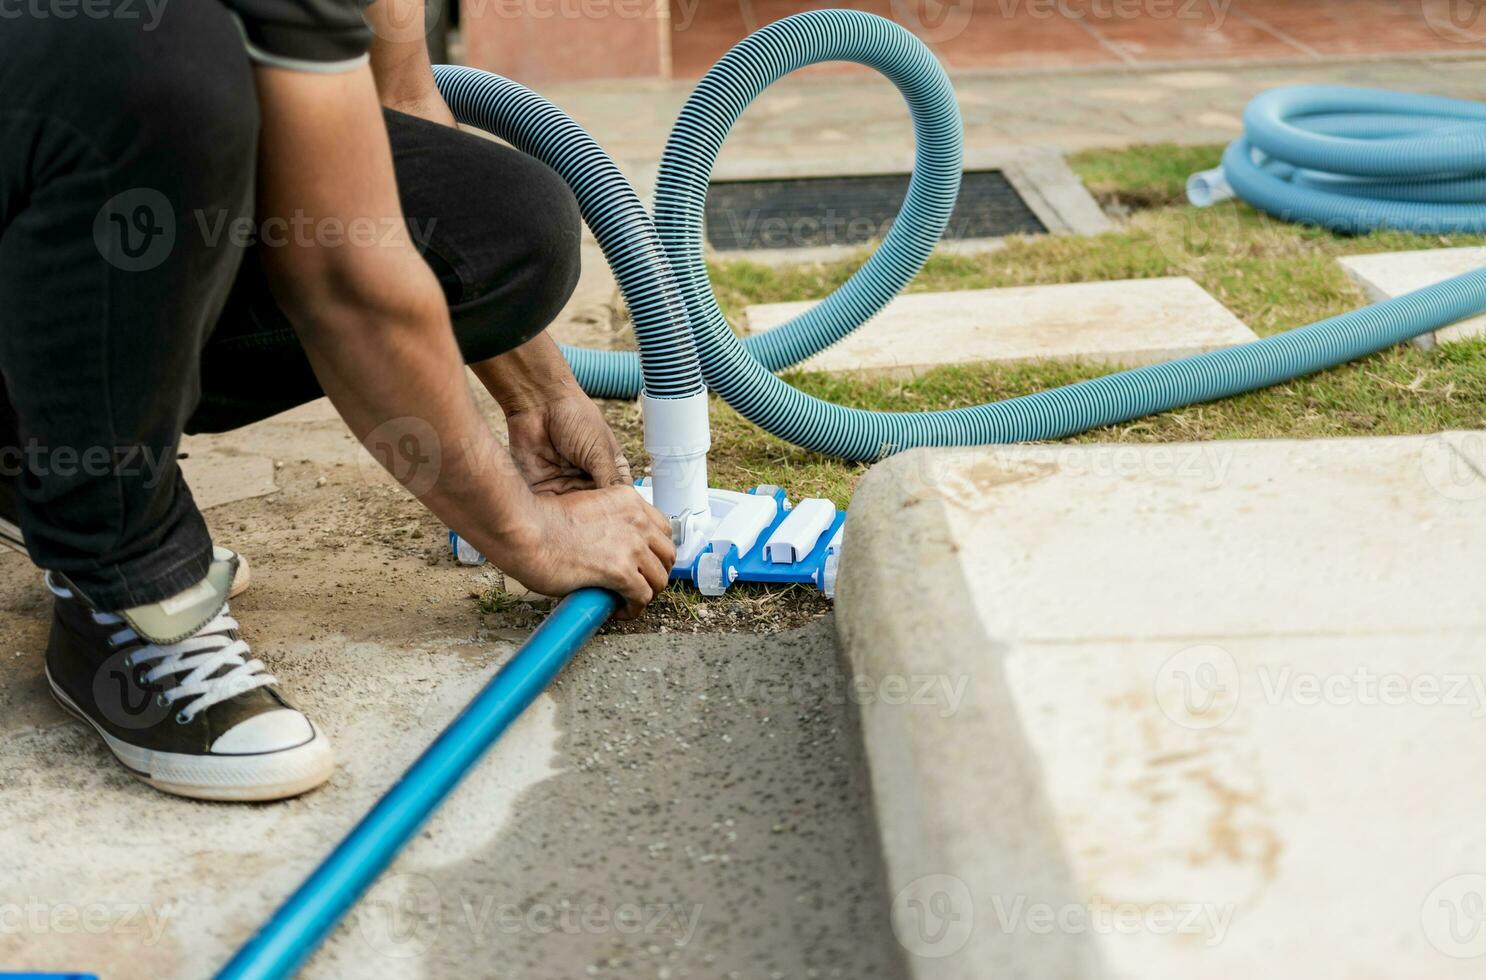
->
[666,0,1483,77]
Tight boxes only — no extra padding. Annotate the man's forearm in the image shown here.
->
[365,0,588,411]
[366,0,455,125]
[471,333,585,413]
[252,63,534,557]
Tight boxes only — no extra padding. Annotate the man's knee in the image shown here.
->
[479,154,582,316]
[447,151,584,357]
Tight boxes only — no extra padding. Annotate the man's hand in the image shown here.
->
[473,333,634,494]
[506,385,631,494]
[498,486,674,619]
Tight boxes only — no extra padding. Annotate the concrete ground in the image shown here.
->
[836,434,1486,979]
[0,396,899,980]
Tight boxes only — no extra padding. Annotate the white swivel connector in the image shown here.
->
[643,390,712,521]
[1186,167,1235,207]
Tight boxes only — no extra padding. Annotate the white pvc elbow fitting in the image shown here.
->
[1186,167,1235,207]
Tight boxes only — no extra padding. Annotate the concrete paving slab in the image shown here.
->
[178,439,279,511]
[1338,247,1486,347]
[835,433,1486,980]
[745,277,1258,376]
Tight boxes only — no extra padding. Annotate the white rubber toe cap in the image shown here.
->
[213,546,252,598]
[212,708,315,754]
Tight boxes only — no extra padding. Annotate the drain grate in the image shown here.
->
[704,170,1046,251]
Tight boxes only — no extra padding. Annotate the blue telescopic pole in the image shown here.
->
[216,587,619,980]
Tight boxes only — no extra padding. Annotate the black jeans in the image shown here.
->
[0,1,582,610]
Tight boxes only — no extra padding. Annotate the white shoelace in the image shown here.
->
[47,576,275,723]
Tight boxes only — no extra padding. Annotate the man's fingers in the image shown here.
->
[647,520,676,570]
[638,551,669,598]
[630,496,676,569]
[533,474,595,494]
[614,570,652,620]
[586,444,632,488]
[607,451,634,488]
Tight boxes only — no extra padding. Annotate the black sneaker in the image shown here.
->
[43,555,333,801]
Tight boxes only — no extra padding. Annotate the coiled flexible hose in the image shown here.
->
[437,13,1486,462]
[1219,86,1486,234]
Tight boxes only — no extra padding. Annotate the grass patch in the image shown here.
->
[664,144,1486,504]
[1067,142,1225,209]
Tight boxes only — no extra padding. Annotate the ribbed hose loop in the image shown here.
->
[437,22,1486,463]
[654,9,964,377]
[433,64,704,400]
[1222,85,1486,234]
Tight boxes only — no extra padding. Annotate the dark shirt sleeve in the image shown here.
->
[218,0,374,72]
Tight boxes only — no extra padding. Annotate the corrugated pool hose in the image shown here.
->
[440,13,1486,464]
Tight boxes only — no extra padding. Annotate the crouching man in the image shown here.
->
[0,0,673,801]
